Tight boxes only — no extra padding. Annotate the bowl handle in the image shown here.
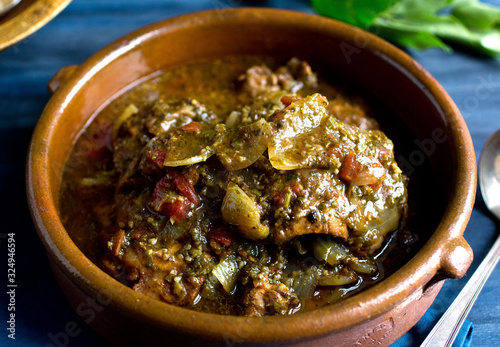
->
[439,236,473,279]
[422,236,472,295]
[47,65,79,94]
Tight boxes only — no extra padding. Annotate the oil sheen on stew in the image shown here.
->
[59,57,413,316]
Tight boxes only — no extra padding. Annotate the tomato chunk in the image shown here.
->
[149,171,200,223]
[339,151,386,186]
[339,151,361,184]
[147,149,167,169]
[280,95,299,107]
[181,121,203,133]
[171,171,200,206]
[207,227,235,247]
[161,198,191,223]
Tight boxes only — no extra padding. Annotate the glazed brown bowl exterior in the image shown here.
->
[27,8,476,346]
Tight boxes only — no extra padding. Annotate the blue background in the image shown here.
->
[0,0,499,346]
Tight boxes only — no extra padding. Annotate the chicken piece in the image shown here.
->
[274,207,348,243]
[327,97,380,130]
[238,58,318,99]
[241,274,299,316]
[119,241,204,306]
[270,169,350,243]
[146,98,218,136]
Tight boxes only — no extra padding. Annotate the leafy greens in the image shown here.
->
[311,0,500,57]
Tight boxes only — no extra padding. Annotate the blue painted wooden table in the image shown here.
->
[1,1,499,346]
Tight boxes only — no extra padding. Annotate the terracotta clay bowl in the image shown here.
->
[27,8,476,346]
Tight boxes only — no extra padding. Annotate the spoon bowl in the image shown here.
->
[480,129,500,220]
[0,0,21,17]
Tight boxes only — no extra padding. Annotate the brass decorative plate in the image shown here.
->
[0,0,72,51]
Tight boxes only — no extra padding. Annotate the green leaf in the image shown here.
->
[311,0,500,58]
[373,23,450,50]
[372,14,460,51]
[452,1,500,30]
[375,13,470,38]
[374,12,500,57]
[387,0,456,17]
[311,0,398,27]
[451,28,500,58]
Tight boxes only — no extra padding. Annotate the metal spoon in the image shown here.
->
[0,0,21,17]
[420,129,500,347]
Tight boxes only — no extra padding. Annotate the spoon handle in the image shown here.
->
[420,233,500,347]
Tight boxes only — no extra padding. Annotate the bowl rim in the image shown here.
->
[26,7,476,344]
